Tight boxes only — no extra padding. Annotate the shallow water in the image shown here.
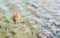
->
[0,0,60,38]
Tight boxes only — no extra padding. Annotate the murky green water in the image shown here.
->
[0,0,60,38]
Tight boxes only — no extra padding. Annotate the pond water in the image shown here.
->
[0,0,60,38]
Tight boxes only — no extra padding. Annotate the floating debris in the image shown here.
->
[12,11,21,24]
